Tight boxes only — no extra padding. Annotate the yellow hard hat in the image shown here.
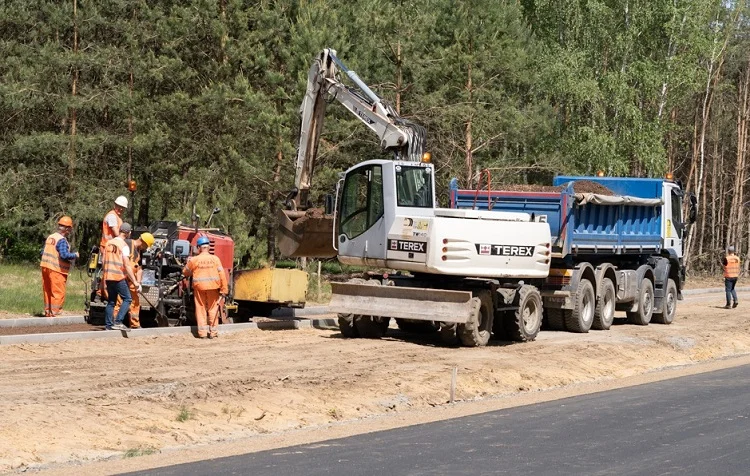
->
[58,216,74,228]
[140,232,155,248]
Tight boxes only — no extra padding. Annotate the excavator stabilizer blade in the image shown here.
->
[276,208,336,258]
[329,283,474,324]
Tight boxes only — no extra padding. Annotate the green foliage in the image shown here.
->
[176,406,192,422]
[0,0,744,271]
[0,263,87,315]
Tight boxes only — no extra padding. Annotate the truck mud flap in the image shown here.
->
[276,208,336,258]
[329,283,474,324]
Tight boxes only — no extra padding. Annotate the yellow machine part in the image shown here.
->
[276,208,336,258]
[233,267,308,304]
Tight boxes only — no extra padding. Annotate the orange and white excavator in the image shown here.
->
[276,48,426,258]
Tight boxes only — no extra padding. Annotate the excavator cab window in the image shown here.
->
[396,165,433,208]
[339,165,384,239]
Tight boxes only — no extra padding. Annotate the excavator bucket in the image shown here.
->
[329,282,475,324]
[276,208,336,258]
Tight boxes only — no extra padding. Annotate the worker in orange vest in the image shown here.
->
[183,236,228,339]
[102,223,140,331]
[100,196,128,251]
[722,245,741,309]
[113,232,155,329]
[95,195,129,299]
[40,216,79,317]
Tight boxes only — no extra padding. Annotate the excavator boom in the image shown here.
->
[277,48,425,258]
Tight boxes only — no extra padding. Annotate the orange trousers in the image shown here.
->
[42,268,68,317]
[194,288,220,338]
[114,282,140,328]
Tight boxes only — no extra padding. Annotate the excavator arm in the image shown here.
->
[277,48,426,258]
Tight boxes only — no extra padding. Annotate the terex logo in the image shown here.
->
[475,244,534,257]
[353,106,375,125]
[389,239,426,253]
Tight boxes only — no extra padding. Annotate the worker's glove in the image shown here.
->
[136,283,143,293]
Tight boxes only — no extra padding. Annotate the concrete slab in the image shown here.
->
[0,316,86,328]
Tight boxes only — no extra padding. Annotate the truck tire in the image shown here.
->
[565,279,595,333]
[395,319,440,334]
[593,277,616,330]
[545,308,567,331]
[506,285,542,342]
[627,278,654,325]
[458,291,493,347]
[354,316,390,338]
[652,278,677,324]
[338,313,359,338]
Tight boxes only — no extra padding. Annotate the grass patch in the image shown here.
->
[0,263,88,316]
[123,445,159,458]
[176,405,192,422]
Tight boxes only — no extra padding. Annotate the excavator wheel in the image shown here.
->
[338,313,359,338]
[354,316,390,339]
[457,290,493,347]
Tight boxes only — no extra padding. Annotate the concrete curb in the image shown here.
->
[0,316,86,328]
[0,318,339,346]
[682,286,750,296]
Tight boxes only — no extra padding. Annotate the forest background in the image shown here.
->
[1,0,748,275]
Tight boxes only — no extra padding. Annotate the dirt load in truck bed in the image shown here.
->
[493,180,615,195]
[1,290,748,473]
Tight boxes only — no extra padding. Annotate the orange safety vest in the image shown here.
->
[40,233,71,275]
[185,253,227,292]
[103,237,128,282]
[100,210,122,249]
[724,254,741,278]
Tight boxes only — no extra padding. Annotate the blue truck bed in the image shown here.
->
[449,177,665,258]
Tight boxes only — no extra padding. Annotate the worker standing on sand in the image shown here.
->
[103,223,140,331]
[183,236,228,339]
[722,246,741,309]
[113,232,154,329]
[40,216,79,317]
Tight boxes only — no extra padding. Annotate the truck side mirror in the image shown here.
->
[689,193,697,224]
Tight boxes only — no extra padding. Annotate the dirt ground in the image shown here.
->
[0,290,749,474]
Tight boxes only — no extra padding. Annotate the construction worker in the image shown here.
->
[95,195,129,299]
[183,236,228,339]
[722,246,741,309]
[40,216,79,317]
[100,196,128,251]
[102,223,140,331]
[113,232,155,329]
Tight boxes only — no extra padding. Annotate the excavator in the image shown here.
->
[277,48,426,258]
[278,49,553,347]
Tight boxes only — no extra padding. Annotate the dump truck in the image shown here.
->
[450,174,698,331]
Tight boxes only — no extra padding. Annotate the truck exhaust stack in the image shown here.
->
[276,208,336,258]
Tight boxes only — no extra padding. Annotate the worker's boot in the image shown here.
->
[733,301,739,308]
[724,303,732,309]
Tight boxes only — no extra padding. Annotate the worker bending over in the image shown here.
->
[183,236,228,338]
[113,232,154,328]
[40,216,79,317]
[103,223,140,331]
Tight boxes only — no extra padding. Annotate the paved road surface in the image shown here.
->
[125,363,750,476]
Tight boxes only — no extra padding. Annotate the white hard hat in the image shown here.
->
[115,196,129,208]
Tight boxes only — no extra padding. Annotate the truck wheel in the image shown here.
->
[458,291,493,347]
[566,279,595,333]
[505,285,542,342]
[593,277,616,330]
[545,308,567,331]
[627,278,654,325]
[338,313,359,338]
[652,278,677,325]
[395,319,440,334]
[354,315,390,338]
